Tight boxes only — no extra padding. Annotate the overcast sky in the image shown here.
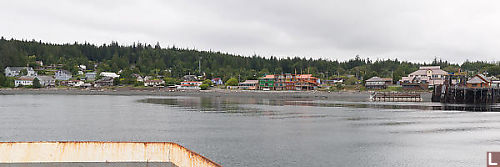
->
[1,0,499,63]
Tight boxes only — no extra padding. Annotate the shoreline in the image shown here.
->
[0,88,371,97]
[0,88,432,101]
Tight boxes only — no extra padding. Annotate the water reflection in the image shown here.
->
[139,96,500,112]
[138,97,264,113]
[3,95,500,166]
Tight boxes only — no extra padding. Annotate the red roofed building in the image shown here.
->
[179,81,202,90]
[466,74,492,88]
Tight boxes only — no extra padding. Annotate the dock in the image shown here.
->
[432,85,500,104]
[370,92,422,102]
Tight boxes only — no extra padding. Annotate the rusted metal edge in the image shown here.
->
[0,141,222,167]
[167,142,222,167]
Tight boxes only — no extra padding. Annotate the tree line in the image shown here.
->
[0,37,499,87]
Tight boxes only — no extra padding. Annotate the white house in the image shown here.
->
[493,80,500,88]
[137,76,144,82]
[323,78,344,85]
[55,70,72,80]
[400,66,448,88]
[14,76,34,87]
[144,79,165,87]
[4,67,37,77]
[85,72,97,81]
[69,80,85,87]
[365,77,393,89]
[100,72,120,78]
[78,65,87,71]
[36,76,56,87]
[15,76,55,87]
[211,78,223,85]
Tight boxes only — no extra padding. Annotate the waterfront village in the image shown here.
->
[3,63,500,92]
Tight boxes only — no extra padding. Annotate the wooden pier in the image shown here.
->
[432,85,500,104]
[370,92,422,102]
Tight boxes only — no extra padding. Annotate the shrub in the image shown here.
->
[335,83,344,90]
[225,78,238,86]
[202,79,212,86]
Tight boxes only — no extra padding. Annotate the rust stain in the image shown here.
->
[0,141,221,167]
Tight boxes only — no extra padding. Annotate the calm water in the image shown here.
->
[1,94,500,166]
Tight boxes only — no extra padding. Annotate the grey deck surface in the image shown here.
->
[0,162,177,167]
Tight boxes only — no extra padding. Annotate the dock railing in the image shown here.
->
[370,92,422,102]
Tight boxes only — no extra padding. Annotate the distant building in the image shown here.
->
[4,67,37,77]
[257,74,319,91]
[144,76,153,81]
[35,61,43,67]
[295,74,319,90]
[182,75,198,81]
[78,65,87,71]
[238,80,259,90]
[132,74,144,82]
[85,72,97,81]
[400,66,448,88]
[100,72,120,78]
[211,78,223,85]
[466,74,492,88]
[55,70,72,80]
[36,76,56,87]
[81,83,93,88]
[15,76,55,87]
[61,80,84,87]
[492,80,500,88]
[258,75,275,90]
[365,77,392,89]
[144,79,165,87]
[178,81,202,90]
[323,78,344,85]
[14,76,34,87]
[94,77,114,87]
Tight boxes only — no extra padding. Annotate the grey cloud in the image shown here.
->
[1,0,499,63]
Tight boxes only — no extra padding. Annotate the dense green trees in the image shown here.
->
[33,78,41,88]
[0,72,6,87]
[163,77,181,86]
[0,37,499,85]
[0,72,14,88]
[225,78,239,86]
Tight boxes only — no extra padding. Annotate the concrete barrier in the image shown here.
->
[0,142,221,167]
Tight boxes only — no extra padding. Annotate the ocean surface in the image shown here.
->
[1,94,500,166]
